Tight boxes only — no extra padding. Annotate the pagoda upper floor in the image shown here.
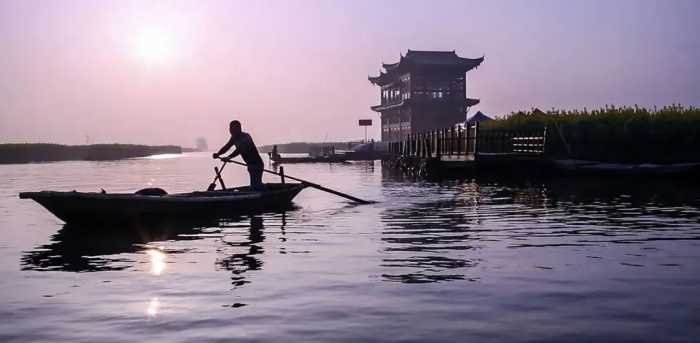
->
[369,50,483,108]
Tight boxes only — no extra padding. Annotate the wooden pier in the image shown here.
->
[386,123,549,177]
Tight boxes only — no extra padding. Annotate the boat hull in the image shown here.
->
[20,183,306,224]
[271,155,348,164]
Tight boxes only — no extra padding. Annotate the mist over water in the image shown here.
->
[1,153,700,342]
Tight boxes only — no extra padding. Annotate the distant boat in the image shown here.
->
[19,183,306,224]
[271,154,348,164]
[270,145,349,164]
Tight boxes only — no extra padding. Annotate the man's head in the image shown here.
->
[229,120,242,136]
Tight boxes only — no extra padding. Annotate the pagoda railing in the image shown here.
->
[388,123,547,159]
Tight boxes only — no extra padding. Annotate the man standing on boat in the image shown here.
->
[213,120,264,190]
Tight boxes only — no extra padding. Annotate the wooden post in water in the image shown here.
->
[416,133,423,157]
[443,129,447,156]
[412,134,416,156]
[457,127,462,155]
[428,131,432,157]
[433,130,437,157]
[407,134,410,156]
[419,133,424,157]
[474,122,480,160]
[405,134,409,156]
[279,166,286,184]
[414,134,418,156]
[465,124,470,154]
[442,128,447,156]
[416,133,420,157]
[542,125,548,155]
[417,133,421,157]
[423,135,428,158]
[413,134,417,156]
[420,135,424,158]
[411,134,416,156]
[406,135,410,156]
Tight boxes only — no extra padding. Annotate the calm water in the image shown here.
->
[1,153,699,342]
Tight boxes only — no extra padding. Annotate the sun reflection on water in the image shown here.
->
[146,248,166,275]
[144,153,182,160]
[146,297,160,317]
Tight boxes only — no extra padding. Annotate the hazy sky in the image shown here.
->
[1,0,698,146]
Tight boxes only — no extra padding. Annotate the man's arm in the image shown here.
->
[212,136,235,159]
[225,147,241,160]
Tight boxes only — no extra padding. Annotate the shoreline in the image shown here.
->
[0,143,182,164]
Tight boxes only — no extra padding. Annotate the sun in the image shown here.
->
[132,27,174,66]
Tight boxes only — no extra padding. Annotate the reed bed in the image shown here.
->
[480,105,700,164]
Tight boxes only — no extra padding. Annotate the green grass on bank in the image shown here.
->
[480,105,700,164]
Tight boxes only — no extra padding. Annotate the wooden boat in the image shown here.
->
[19,183,306,224]
[269,145,349,164]
[271,154,348,164]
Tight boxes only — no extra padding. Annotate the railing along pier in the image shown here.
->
[388,123,547,161]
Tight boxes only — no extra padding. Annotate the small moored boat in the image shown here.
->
[271,154,348,164]
[20,183,306,224]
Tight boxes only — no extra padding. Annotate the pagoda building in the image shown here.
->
[369,50,484,141]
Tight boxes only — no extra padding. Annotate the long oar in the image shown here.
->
[223,159,375,204]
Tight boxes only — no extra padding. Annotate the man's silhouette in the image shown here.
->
[213,120,264,190]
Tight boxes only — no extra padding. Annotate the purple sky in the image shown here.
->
[1,0,698,146]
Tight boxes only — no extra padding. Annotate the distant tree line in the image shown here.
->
[0,144,181,164]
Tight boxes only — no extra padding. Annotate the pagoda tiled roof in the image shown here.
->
[403,50,483,66]
[369,50,484,85]
[466,111,492,125]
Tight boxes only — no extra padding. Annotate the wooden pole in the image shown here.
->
[466,124,471,154]
[214,166,226,190]
[207,160,228,191]
[542,125,548,154]
[474,122,480,159]
[224,159,374,204]
[457,126,462,155]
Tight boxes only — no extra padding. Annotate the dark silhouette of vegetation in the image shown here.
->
[481,105,700,164]
[0,143,181,164]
